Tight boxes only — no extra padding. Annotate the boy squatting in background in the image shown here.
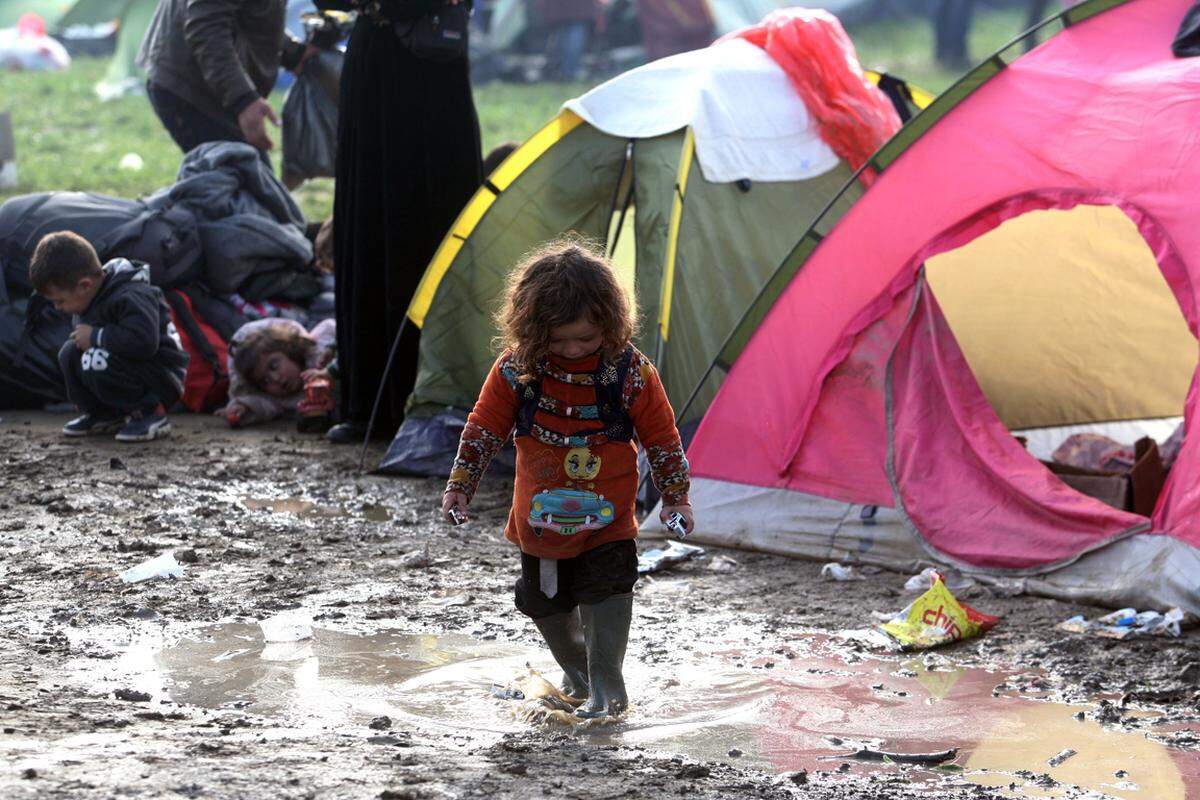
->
[29,232,189,442]
[215,318,337,428]
[441,242,694,719]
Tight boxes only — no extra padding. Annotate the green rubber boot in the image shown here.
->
[575,592,633,719]
[533,610,589,702]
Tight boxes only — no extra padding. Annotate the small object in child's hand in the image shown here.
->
[297,376,335,433]
[448,507,468,526]
[665,512,688,539]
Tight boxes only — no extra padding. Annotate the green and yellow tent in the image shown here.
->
[379,36,928,474]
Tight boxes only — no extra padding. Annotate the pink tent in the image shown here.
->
[650,0,1200,612]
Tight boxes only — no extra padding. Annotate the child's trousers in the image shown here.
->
[514,540,638,619]
[59,342,180,416]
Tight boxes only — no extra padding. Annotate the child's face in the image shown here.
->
[549,318,603,360]
[42,276,99,315]
[253,351,304,397]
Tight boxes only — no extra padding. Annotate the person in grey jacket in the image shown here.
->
[29,232,190,442]
[138,0,308,153]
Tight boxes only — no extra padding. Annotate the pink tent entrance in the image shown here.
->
[648,0,1200,613]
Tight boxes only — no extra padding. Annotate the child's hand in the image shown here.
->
[216,401,247,427]
[301,367,330,382]
[70,324,94,351]
[660,504,694,538]
[442,491,469,524]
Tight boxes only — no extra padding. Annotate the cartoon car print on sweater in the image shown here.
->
[528,488,615,535]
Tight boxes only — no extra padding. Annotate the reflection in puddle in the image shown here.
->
[241,496,392,522]
[131,625,1200,798]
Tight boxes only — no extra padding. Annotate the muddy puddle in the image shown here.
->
[85,625,1200,798]
[241,496,392,522]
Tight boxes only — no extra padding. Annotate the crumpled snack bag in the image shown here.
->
[880,573,999,650]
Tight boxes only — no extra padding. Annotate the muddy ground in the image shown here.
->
[1,412,1197,800]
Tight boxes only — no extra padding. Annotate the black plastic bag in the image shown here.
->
[1174,3,1200,57]
[282,50,342,184]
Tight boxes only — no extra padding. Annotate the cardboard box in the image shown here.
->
[1043,437,1165,517]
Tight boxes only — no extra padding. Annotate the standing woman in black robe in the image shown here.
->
[322,0,482,442]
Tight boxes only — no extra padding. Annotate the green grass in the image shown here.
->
[0,60,585,222]
[0,7,1032,221]
[847,6,1030,93]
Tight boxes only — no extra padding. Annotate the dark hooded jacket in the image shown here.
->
[78,259,190,384]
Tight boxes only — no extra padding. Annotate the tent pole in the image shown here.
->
[358,317,411,473]
[604,141,634,258]
[607,142,637,258]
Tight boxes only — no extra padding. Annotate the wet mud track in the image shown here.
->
[1,413,1198,799]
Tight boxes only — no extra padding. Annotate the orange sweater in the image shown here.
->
[447,346,689,559]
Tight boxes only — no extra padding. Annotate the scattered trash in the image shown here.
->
[429,593,472,607]
[490,683,524,700]
[369,715,392,730]
[640,578,693,595]
[904,568,940,592]
[119,552,184,584]
[398,547,430,569]
[707,555,739,573]
[118,152,144,171]
[877,574,999,651]
[637,541,705,574]
[848,746,958,765]
[491,667,588,725]
[259,611,314,642]
[904,566,975,592]
[1058,607,1187,639]
[821,563,864,582]
[1048,748,1078,767]
[113,688,151,702]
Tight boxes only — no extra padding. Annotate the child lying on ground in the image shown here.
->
[217,318,336,427]
[441,240,693,720]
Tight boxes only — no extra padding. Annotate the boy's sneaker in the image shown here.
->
[62,413,125,437]
[115,405,170,442]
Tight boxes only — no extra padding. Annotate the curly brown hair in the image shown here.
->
[232,322,314,392]
[496,239,637,380]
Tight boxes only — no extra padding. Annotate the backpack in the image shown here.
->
[164,288,229,412]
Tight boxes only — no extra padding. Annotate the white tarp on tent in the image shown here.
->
[563,38,838,183]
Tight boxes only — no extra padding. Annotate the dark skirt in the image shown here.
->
[333,16,482,430]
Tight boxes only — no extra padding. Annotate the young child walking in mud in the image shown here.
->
[441,241,693,720]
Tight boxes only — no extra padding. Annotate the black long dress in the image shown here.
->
[333,5,482,433]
